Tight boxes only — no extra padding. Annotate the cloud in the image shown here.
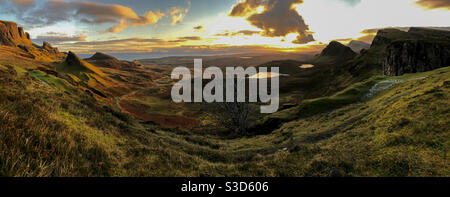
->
[9,0,34,7]
[167,36,202,43]
[229,0,263,17]
[229,0,315,44]
[102,11,164,33]
[54,36,205,54]
[214,30,261,37]
[169,7,189,25]
[335,0,361,6]
[67,38,169,46]
[194,25,203,30]
[415,0,450,10]
[5,0,165,33]
[178,36,202,41]
[234,30,261,36]
[34,33,87,44]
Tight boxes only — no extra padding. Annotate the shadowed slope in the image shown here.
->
[59,51,106,77]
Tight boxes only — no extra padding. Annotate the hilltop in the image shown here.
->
[86,52,118,61]
[60,51,106,77]
[314,41,357,64]
[347,40,371,53]
[85,52,143,69]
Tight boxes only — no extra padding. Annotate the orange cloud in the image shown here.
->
[102,11,164,33]
[9,0,34,7]
[169,7,189,25]
[415,0,450,10]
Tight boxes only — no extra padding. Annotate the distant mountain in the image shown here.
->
[314,41,357,64]
[85,52,142,69]
[86,52,119,61]
[347,40,370,53]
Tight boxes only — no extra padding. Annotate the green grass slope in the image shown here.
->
[1,62,448,176]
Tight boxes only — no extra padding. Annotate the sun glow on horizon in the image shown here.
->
[10,0,449,55]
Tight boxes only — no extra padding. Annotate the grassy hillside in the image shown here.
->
[1,59,448,176]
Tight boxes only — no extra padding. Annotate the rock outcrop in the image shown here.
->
[383,40,450,76]
[66,51,84,66]
[0,20,32,46]
[0,20,65,61]
[381,28,450,76]
[132,60,144,67]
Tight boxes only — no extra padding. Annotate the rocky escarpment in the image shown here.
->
[381,28,450,76]
[0,20,32,46]
[66,51,85,66]
[383,40,450,76]
[371,29,407,47]
[0,20,65,61]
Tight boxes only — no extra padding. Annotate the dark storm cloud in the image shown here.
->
[229,0,315,44]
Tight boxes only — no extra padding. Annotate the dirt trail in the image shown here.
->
[115,90,138,113]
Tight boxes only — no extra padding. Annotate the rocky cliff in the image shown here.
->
[381,28,450,76]
[383,40,449,76]
[0,20,32,46]
[0,20,65,61]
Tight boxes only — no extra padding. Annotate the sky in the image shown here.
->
[0,0,449,58]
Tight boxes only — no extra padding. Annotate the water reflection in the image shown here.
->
[249,72,289,79]
[300,64,314,69]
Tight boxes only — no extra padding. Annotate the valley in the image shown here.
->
[0,20,448,177]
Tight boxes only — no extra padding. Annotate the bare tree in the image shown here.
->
[205,80,251,135]
[216,99,250,135]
